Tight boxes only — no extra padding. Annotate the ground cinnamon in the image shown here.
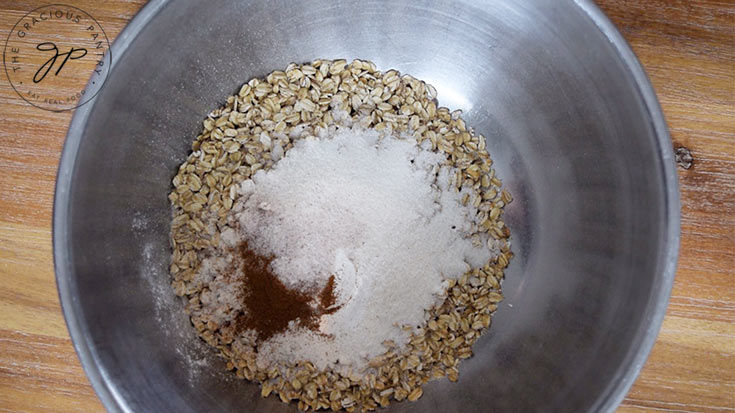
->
[319,274,342,315]
[233,242,339,342]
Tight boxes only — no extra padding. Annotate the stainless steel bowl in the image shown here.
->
[53,0,680,411]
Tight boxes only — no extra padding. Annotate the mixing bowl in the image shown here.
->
[53,0,680,411]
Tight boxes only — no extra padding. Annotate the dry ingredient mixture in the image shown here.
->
[169,59,512,411]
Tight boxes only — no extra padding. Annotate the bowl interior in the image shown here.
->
[55,0,678,411]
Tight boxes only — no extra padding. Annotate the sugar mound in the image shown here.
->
[227,126,496,372]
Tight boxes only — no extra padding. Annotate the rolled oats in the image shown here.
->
[169,59,512,411]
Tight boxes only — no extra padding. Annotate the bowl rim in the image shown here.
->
[52,1,681,411]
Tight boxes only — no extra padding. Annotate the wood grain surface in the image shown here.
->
[0,0,733,411]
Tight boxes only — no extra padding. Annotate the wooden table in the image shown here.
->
[0,0,732,411]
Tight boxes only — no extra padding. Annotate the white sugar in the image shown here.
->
[229,126,496,373]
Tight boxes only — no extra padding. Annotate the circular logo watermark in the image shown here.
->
[3,4,111,112]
